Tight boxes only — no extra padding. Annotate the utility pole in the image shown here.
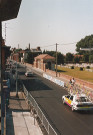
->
[56,43,57,77]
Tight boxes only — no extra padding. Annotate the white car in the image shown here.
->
[62,94,93,111]
[25,71,33,77]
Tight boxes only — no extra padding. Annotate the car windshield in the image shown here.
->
[76,97,90,102]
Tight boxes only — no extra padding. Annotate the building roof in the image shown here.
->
[0,0,22,21]
[35,54,55,60]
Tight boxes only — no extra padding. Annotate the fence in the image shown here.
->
[23,84,60,135]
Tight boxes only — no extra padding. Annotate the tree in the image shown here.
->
[43,50,56,56]
[43,49,46,54]
[65,53,74,63]
[26,52,33,64]
[25,51,42,64]
[76,34,93,55]
[14,48,22,53]
[89,55,93,63]
[42,50,65,64]
[82,53,89,63]
[73,56,80,63]
[53,52,64,64]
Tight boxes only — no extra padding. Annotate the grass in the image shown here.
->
[57,66,93,83]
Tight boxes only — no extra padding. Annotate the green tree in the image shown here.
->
[65,53,74,63]
[53,52,64,64]
[76,34,93,55]
[44,50,56,56]
[43,50,65,64]
[73,56,80,63]
[25,51,42,64]
[82,53,89,63]
[26,52,33,64]
[43,49,46,54]
[14,48,22,53]
[89,55,93,63]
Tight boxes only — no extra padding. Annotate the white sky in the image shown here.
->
[2,0,93,54]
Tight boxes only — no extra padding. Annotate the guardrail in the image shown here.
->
[23,84,60,135]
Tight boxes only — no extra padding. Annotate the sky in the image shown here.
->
[2,0,93,54]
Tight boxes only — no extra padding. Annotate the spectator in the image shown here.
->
[72,78,75,86]
[69,79,72,85]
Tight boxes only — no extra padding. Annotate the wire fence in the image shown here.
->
[23,84,60,135]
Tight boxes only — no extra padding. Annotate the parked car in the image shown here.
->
[62,94,93,111]
[25,71,33,77]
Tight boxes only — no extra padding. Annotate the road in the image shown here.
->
[18,66,93,135]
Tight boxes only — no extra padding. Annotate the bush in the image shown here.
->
[86,66,90,69]
[80,67,83,71]
[70,66,74,69]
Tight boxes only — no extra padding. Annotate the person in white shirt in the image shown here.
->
[72,78,75,86]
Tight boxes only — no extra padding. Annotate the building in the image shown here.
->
[31,46,42,53]
[23,47,42,63]
[2,38,11,70]
[34,54,55,71]
[0,0,22,134]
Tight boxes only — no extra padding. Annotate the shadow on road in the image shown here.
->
[22,79,53,91]
[77,110,93,115]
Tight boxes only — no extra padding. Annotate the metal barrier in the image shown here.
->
[23,84,59,135]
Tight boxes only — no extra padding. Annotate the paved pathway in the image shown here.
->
[6,92,43,135]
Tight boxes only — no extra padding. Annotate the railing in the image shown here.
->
[23,84,60,135]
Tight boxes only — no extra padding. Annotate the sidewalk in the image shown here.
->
[6,92,43,135]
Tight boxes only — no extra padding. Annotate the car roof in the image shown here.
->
[66,93,86,97]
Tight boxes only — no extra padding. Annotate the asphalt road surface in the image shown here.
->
[18,67,93,135]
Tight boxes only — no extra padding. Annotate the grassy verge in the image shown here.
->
[57,66,93,83]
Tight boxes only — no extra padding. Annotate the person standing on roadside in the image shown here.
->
[69,79,72,85]
[72,78,75,86]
